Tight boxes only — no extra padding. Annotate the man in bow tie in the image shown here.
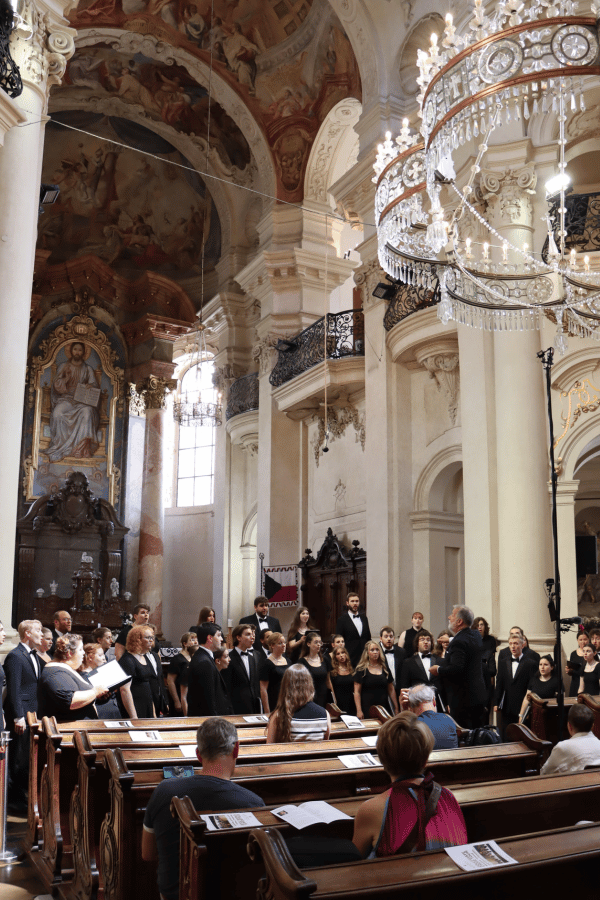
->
[335,593,371,668]
[379,626,406,703]
[5,619,45,811]
[239,597,282,653]
[222,625,260,713]
[493,632,538,739]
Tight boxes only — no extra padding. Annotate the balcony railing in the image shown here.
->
[383,282,440,332]
[542,191,600,264]
[226,372,259,421]
[269,309,365,388]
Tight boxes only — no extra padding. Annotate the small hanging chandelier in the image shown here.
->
[173,321,222,427]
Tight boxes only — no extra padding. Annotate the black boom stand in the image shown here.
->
[539,347,581,742]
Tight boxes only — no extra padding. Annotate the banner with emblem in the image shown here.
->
[262,564,298,608]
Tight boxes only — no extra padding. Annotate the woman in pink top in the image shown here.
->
[352,711,467,857]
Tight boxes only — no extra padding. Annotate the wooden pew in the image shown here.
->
[173,768,600,900]
[576,693,600,739]
[528,694,578,743]
[246,821,600,900]
[92,725,548,900]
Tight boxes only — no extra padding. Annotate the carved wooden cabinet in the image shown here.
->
[298,528,366,640]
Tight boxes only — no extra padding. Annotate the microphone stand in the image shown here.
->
[538,348,566,741]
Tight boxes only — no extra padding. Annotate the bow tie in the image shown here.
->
[421,653,431,659]
[30,649,37,655]
[512,656,521,663]
[383,649,394,654]
[258,617,267,623]
[240,651,249,657]
[352,614,361,619]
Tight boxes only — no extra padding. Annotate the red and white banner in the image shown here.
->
[262,565,298,608]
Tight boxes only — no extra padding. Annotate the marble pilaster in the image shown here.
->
[133,375,176,628]
[0,0,76,639]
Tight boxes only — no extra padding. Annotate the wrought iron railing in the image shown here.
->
[542,191,600,264]
[383,281,440,332]
[226,372,259,421]
[269,309,365,388]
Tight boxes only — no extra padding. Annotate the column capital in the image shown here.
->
[354,257,387,311]
[11,0,77,105]
[480,165,537,229]
[131,375,176,412]
[252,332,279,376]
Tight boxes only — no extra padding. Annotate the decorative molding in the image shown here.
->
[213,364,246,399]
[354,258,387,310]
[131,375,176,412]
[311,403,365,467]
[12,0,76,103]
[409,510,464,534]
[252,333,280,376]
[304,99,361,205]
[481,165,537,227]
[421,352,460,426]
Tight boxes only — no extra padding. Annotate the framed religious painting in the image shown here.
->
[24,313,125,507]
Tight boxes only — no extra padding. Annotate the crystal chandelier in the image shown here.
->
[373,0,600,352]
[173,321,222,427]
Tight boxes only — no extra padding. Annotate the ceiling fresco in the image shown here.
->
[38,112,221,282]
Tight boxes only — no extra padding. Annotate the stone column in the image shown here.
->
[554,480,580,622]
[133,375,176,629]
[0,0,75,637]
[482,163,553,649]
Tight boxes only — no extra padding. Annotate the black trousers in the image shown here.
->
[7,727,29,804]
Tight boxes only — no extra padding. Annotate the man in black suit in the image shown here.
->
[379,626,406,701]
[49,609,72,657]
[223,625,260,714]
[335,593,371,668]
[186,624,233,717]
[497,626,540,665]
[5,619,45,809]
[493,632,538,739]
[430,605,486,729]
[239,597,282,653]
[400,628,439,690]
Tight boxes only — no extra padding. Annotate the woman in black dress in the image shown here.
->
[579,644,600,696]
[118,625,156,719]
[566,631,591,696]
[259,632,290,713]
[287,607,318,663]
[166,632,198,715]
[39,634,108,722]
[80,643,121,719]
[354,641,398,719]
[299,632,335,708]
[518,655,558,721]
[330,646,356,715]
[190,607,222,636]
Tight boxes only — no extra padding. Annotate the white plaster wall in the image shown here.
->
[123,413,145,603]
[162,507,214,644]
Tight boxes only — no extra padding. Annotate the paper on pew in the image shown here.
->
[178,744,197,758]
[105,720,133,728]
[340,715,365,729]
[201,812,262,831]
[445,840,517,871]
[271,801,353,830]
[361,735,378,747]
[243,715,269,723]
[338,753,378,769]
[129,730,162,741]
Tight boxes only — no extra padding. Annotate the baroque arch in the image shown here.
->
[413,444,463,512]
[304,97,360,205]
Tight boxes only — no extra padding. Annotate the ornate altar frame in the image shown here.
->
[25,314,125,507]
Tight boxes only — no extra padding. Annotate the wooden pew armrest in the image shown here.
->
[247,826,317,900]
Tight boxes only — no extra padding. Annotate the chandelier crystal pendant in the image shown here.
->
[173,321,222,427]
[373,0,600,351]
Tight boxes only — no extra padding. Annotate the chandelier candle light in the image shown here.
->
[373,0,600,352]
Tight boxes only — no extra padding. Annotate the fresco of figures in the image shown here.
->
[37,112,222,281]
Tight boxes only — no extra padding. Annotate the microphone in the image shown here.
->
[560,616,583,625]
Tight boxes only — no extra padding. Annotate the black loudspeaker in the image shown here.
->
[576,534,597,578]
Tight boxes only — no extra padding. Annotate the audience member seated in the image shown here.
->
[330,646,356,716]
[579,643,600,696]
[518,654,558,722]
[118,625,157,719]
[38,634,108,722]
[259,632,290,714]
[354,641,399,718]
[351,711,467,857]
[299,632,335,708]
[141,718,265,900]
[167,632,198,716]
[407,683,458,750]
[266,664,330,743]
[287,607,318,663]
[541,703,600,774]
[80,642,121,719]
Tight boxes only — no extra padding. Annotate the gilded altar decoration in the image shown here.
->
[25,312,125,507]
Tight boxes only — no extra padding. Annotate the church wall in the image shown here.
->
[123,411,145,603]
[162,506,214,644]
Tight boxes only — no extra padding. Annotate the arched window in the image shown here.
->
[174,358,217,507]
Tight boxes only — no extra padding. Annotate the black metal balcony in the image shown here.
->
[542,191,600,264]
[269,309,365,388]
[383,282,440,332]
[225,372,259,421]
